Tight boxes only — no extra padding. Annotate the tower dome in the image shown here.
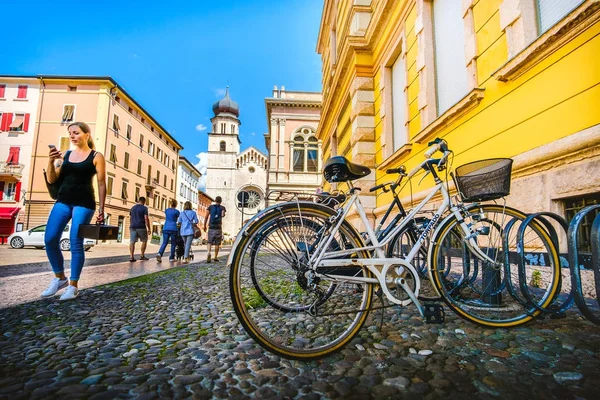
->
[212,87,239,117]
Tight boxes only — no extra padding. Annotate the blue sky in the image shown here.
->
[2,0,324,183]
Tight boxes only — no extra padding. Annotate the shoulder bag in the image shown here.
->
[43,150,71,200]
[184,210,202,239]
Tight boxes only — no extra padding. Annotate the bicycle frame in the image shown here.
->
[302,160,503,316]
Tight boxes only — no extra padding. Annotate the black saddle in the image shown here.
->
[323,156,371,183]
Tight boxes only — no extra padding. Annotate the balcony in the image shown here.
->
[0,162,24,181]
[145,178,159,190]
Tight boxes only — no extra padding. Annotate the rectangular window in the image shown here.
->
[163,175,167,187]
[107,176,114,196]
[126,124,132,140]
[564,193,600,253]
[221,123,226,133]
[3,182,16,201]
[293,149,304,172]
[148,141,154,156]
[121,182,128,199]
[0,85,5,98]
[62,105,75,122]
[153,193,159,208]
[113,114,120,133]
[537,0,584,34]
[60,137,70,152]
[17,85,27,99]
[135,186,140,202]
[231,125,236,135]
[9,113,25,132]
[156,170,160,182]
[391,53,408,150]
[137,159,142,175]
[433,0,469,116]
[124,153,130,170]
[171,179,174,191]
[110,144,117,163]
[139,134,144,148]
[307,149,318,172]
[68,85,77,92]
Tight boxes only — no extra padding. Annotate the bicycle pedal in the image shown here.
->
[423,303,445,324]
[546,305,567,319]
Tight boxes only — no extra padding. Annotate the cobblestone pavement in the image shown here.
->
[1,262,599,399]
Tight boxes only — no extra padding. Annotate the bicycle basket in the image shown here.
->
[453,158,513,203]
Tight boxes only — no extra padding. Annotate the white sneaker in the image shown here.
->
[41,278,68,298]
[59,285,79,301]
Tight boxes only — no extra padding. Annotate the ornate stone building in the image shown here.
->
[264,86,323,200]
[204,88,268,237]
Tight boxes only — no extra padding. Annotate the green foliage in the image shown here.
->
[531,270,543,288]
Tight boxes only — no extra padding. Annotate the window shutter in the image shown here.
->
[23,114,30,132]
[0,85,5,98]
[391,55,408,150]
[433,0,469,116]
[7,147,20,164]
[17,86,27,99]
[0,113,6,131]
[15,182,21,201]
[0,182,4,201]
[2,113,12,131]
[537,0,584,33]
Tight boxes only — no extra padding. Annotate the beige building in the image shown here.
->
[0,76,40,242]
[23,76,182,242]
[264,86,323,199]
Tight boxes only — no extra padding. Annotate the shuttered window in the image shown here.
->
[17,85,27,99]
[62,105,75,122]
[391,54,407,150]
[433,0,469,116]
[60,137,71,152]
[537,0,584,34]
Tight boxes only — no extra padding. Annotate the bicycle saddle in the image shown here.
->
[323,156,371,183]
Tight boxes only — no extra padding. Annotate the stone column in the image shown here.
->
[270,117,278,173]
[278,119,286,171]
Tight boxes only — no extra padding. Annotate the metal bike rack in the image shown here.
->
[568,205,600,325]
[516,212,573,317]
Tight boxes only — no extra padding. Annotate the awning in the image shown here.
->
[0,207,20,219]
[9,117,24,129]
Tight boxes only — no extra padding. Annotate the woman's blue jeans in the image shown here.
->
[183,235,194,259]
[158,230,177,259]
[44,202,95,281]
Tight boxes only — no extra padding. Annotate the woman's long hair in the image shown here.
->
[68,122,95,150]
[184,201,192,210]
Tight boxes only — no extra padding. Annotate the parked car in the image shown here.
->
[8,224,95,251]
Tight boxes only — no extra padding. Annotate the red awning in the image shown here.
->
[0,207,20,219]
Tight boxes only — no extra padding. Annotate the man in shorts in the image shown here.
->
[203,196,226,263]
[129,197,151,262]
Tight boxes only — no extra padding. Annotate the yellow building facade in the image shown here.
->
[317,0,600,232]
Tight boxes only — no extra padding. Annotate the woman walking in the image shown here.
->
[42,122,106,301]
[177,201,198,264]
[157,199,180,262]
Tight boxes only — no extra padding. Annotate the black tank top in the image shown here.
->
[57,150,97,210]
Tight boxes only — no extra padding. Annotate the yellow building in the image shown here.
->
[316,0,600,240]
[23,76,183,242]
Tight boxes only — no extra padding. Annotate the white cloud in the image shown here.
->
[250,132,256,136]
[214,88,226,97]
[195,124,207,132]
[195,152,208,192]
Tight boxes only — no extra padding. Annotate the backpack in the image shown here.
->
[210,204,223,226]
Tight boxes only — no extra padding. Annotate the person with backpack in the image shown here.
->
[203,196,226,263]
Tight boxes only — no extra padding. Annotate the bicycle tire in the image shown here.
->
[229,202,374,359]
[428,204,561,327]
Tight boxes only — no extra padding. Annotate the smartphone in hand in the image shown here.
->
[48,144,56,149]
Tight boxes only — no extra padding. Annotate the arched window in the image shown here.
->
[292,127,319,172]
[220,141,226,152]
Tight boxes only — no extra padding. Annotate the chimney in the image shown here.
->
[273,85,279,98]
[280,85,286,99]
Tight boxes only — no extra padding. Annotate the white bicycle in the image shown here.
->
[228,139,561,359]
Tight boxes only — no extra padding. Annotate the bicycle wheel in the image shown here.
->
[230,202,374,359]
[249,216,338,311]
[429,204,561,327]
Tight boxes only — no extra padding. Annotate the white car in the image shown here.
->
[8,224,95,251]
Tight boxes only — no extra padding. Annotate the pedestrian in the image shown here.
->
[41,122,106,301]
[177,201,198,264]
[157,199,180,262]
[203,196,226,263]
[129,197,151,262]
